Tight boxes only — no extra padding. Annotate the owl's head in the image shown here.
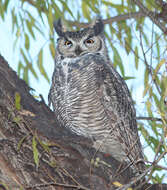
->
[54,18,108,59]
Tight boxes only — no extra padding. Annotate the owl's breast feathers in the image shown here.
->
[49,53,144,173]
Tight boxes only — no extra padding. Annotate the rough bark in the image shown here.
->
[0,54,166,190]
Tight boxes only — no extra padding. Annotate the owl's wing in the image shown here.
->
[98,62,138,133]
[95,60,144,169]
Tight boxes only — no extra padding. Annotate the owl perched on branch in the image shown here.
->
[48,17,145,174]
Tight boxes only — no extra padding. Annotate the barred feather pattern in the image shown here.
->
[49,52,145,174]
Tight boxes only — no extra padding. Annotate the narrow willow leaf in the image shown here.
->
[112,46,124,76]
[125,38,131,55]
[37,137,50,153]
[20,48,29,64]
[53,3,62,18]
[149,136,159,149]
[123,76,135,80]
[82,1,90,20]
[161,75,167,95]
[17,134,29,151]
[152,93,160,110]
[140,125,149,139]
[28,63,38,80]
[18,61,24,77]
[15,92,21,110]
[0,3,4,20]
[26,20,35,39]
[155,33,160,60]
[16,28,21,37]
[48,4,53,31]
[102,1,128,10]
[23,66,29,84]
[4,0,10,12]
[146,100,152,117]
[32,136,39,168]
[134,46,139,69]
[25,33,30,50]
[125,27,132,54]
[49,43,55,58]
[143,68,149,97]
[59,0,74,18]
[154,59,165,76]
[21,48,38,80]
[38,49,50,83]
[85,0,99,13]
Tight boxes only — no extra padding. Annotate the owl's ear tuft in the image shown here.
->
[93,17,104,36]
[53,19,65,37]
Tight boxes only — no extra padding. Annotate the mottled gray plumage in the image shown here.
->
[48,18,145,174]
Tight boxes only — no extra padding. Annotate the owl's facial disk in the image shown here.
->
[57,34,102,58]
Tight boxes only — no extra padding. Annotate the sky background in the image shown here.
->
[0,0,166,182]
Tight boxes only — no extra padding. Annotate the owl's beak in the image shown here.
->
[75,46,83,56]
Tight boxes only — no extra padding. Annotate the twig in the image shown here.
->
[144,151,167,186]
[117,150,167,190]
[139,27,161,95]
[117,166,152,190]
[145,160,167,170]
[136,116,162,122]
[25,182,90,190]
[132,0,167,34]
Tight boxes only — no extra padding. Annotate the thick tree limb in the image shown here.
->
[0,55,166,189]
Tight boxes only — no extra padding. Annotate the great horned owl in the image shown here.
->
[48,18,145,174]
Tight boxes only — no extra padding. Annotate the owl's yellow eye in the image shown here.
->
[86,39,94,44]
[64,40,72,46]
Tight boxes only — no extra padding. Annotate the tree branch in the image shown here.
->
[132,0,167,34]
[67,12,145,28]
[137,116,162,122]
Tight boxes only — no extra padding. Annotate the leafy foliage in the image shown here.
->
[0,0,167,183]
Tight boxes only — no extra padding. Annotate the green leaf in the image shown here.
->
[38,49,50,83]
[48,4,53,32]
[18,61,24,77]
[16,28,21,37]
[152,92,160,110]
[154,59,165,75]
[23,66,29,84]
[134,46,139,69]
[59,0,74,18]
[20,48,38,80]
[82,1,90,20]
[17,134,29,151]
[37,137,50,153]
[143,68,149,97]
[146,100,152,117]
[26,20,35,39]
[149,136,159,149]
[53,2,62,18]
[20,48,29,64]
[15,92,21,110]
[4,0,10,12]
[32,136,39,168]
[25,33,30,50]
[112,46,124,76]
[155,33,160,60]
[0,2,4,20]
[123,76,135,80]
[49,42,55,58]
